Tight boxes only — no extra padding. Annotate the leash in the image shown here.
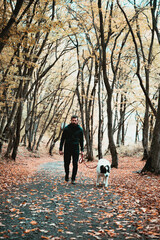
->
[79,155,97,169]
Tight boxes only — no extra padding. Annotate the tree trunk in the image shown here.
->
[4,127,15,158]
[107,94,118,168]
[142,86,160,174]
[142,68,150,160]
[97,59,103,159]
[0,115,6,153]
[149,114,154,141]
[11,104,22,160]
[98,0,118,168]
[135,113,140,143]
[75,44,96,161]
[142,109,149,160]
[116,93,126,146]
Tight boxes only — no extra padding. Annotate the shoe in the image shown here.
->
[71,180,76,185]
[65,176,69,182]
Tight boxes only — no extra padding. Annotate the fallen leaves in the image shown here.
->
[23,228,38,234]
[105,229,117,237]
[10,208,17,212]
[79,156,160,238]
[0,144,58,192]
[0,145,160,239]
[30,220,38,225]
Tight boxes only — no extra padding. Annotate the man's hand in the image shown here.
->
[80,151,84,157]
[79,151,84,163]
[59,151,64,155]
[80,151,84,160]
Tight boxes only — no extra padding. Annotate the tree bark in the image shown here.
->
[98,0,118,168]
[142,86,160,174]
[142,109,149,160]
[107,94,118,168]
[98,75,103,159]
[75,39,97,161]
[11,104,22,160]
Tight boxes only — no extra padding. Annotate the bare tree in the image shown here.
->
[98,0,131,167]
[76,48,98,160]
[118,0,160,173]
[142,86,160,173]
[141,0,160,173]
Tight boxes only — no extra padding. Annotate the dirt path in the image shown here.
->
[0,159,155,240]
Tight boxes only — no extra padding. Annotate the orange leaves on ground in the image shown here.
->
[78,156,160,237]
[19,217,26,220]
[30,220,38,225]
[0,143,57,192]
[79,198,87,204]
[23,228,38,234]
[0,160,31,192]
[10,208,17,212]
[0,144,160,238]
[56,211,64,216]
[105,229,117,237]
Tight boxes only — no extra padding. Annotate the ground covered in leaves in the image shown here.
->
[0,144,160,239]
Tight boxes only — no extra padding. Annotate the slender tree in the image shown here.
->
[141,0,160,173]
[142,86,160,173]
[98,0,118,167]
[117,0,160,173]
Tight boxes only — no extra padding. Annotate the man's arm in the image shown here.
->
[59,129,66,155]
[79,129,84,154]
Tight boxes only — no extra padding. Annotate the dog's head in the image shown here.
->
[100,165,110,177]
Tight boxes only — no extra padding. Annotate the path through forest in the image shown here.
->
[0,145,159,239]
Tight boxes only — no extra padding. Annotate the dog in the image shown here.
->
[96,159,111,187]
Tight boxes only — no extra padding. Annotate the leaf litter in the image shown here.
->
[0,144,159,239]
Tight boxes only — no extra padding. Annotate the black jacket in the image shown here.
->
[59,124,84,152]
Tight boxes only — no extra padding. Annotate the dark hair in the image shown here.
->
[71,115,78,120]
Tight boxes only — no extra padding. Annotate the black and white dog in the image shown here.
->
[96,159,111,187]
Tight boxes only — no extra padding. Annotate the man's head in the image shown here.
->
[71,115,78,126]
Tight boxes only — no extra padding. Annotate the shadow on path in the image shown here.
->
[0,161,151,239]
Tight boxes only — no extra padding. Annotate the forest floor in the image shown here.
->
[0,143,160,239]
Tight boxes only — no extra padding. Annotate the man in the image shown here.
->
[59,115,84,184]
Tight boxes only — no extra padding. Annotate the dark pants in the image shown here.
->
[64,148,79,181]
